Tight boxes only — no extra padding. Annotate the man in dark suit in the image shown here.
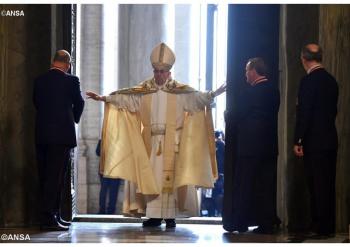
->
[294,44,338,237]
[223,57,280,234]
[33,50,85,231]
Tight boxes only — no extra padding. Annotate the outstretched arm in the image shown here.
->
[86,91,141,112]
[210,82,227,98]
[182,82,227,112]
[86,91,106,102]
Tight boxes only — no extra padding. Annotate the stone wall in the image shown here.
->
[0,4,51,227]
[319,5,350,232]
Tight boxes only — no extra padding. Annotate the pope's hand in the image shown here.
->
[86,91,101,101]
[213,82,227,97]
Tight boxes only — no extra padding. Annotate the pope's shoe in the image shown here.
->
[142,218,162,227]
[165,219,176,228]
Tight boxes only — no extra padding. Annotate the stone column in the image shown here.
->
[278,5,288,228]
[279,4,320,232]
[118,4,167,88]
[319,5,350,233]
[78,4,103,214]
[173,4,191,83]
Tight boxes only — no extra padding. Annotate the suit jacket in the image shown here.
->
[233,80,280,157]
[215,139,225,174]
[294,68,338,153]
[33,69,85,147]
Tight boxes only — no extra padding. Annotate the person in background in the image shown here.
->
[96,139,121,215]
[201,131,225,217]
[213,130,225,216]
[294,43,338,238]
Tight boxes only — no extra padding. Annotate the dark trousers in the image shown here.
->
[304,151,337,235]
[99,175,121,214]
[36,144,71,223]
[232,156,277,229]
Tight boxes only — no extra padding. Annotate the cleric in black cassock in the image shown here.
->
[223,57,280,234]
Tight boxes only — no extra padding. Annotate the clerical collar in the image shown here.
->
[153,78,175,90]
[50,67,67,74]
[155,82,165,89]
[307,64,323,74]
[251,76,268,86]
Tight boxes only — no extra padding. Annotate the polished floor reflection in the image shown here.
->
[1,222,348,243]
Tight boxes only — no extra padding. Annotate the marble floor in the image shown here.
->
[1,222,349,244]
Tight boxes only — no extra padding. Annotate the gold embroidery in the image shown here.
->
[159,43,165,63]
[156,140,162,156]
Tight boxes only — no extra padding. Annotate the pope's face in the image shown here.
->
[154,69,171,86]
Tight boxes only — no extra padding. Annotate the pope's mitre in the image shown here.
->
[150,42,176,71]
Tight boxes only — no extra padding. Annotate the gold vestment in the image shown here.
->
[99,79,218,215]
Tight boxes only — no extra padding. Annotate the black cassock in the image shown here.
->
[223,79,280,231]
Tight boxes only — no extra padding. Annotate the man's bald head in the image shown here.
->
[301,43,322,62]
[53,50,71,64]
[52,50,71,72]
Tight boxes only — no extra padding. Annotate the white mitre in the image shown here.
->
[150,42,176,71]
